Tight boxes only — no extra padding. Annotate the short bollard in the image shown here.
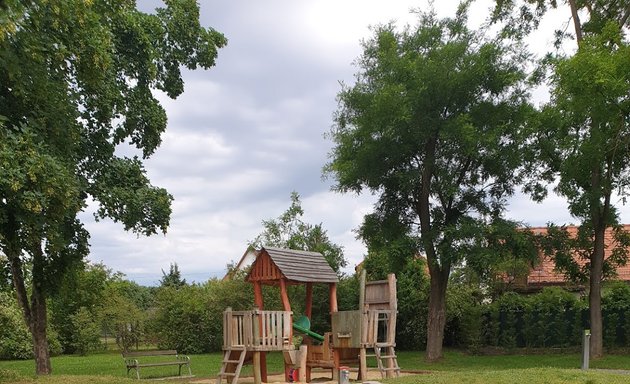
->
[582,329,591,370]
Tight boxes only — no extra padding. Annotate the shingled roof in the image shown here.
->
[247,247,339,284]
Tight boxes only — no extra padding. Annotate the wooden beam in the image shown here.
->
[280,279,291,312]
[253,352,261,384]
[305,282,313,319]
[253,281,264,310]
[359,347,367,381]
[359,269,366,312]
[329,283,338,313]
[298,345,307,383]
[252,282,267,381]
[388,273,397,311]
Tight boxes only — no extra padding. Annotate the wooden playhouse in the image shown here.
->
[217,247,399,384]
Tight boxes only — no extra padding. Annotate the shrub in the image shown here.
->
[70,307,103,355]
[0,292,62,359]
[395,258,429,350]
[0,294,32,359]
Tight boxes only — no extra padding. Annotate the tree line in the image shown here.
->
[5,257,630,360]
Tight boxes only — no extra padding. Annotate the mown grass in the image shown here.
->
[2,349,630,383]
[386,368,630,384]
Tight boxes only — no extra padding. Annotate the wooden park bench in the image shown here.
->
[122,350,192,379]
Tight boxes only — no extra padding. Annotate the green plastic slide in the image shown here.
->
[292,316,324,342]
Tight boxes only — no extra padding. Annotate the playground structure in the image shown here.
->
[217,247,399,384]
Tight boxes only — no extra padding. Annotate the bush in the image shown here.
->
[602,282,630,348]
[70,307,103,355]
[149,278,255,354]
[395,258,429,350]
[0,293,32,359]
[0,292,62,359]
[101,293,144,353]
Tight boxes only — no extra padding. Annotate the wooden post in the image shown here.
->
[298,345,307,383]
[252,282,267,382]
[254,281,264,310]
[359,269,366,313]
[329,282,339,381]
[305,282,313,319]
[280,279,292,312]
[387,273,397,311]
[359,347,367,381]
[253,351,262,384]
[332,348,340,381]
[386,274,397,378]
[329,283,338,313]
[280,279,292,382]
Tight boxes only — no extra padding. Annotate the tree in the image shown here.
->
[160,262,187,289]
[49,262,110,354]
[326,7,534,360]
[250,191,346,273]
[546,26,630,358]
[101,292,144,354]
[0,0,225,374]
[492,0,630,358]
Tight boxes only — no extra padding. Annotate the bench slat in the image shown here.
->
[123,350,178,358]
[123,350,191,379]
[127,362,188,368]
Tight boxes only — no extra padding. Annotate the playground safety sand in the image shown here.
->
[191,369,421,384]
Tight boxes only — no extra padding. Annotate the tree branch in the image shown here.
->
[620,4,630,27]
[568,0,583,43]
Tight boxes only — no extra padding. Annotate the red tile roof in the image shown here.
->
[525,224,630,287]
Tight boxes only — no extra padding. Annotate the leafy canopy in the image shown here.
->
[250,192,346,273]
[326,7,535,270]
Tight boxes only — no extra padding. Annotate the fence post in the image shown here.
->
[581,329,590,370]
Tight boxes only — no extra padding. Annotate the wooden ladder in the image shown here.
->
[373,344,400,379]
[217,348,247,384]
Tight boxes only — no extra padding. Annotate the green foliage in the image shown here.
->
[69,307,103,356]
[0,292,61,360]
[326,5,535,359]
[445,284,486,349]
[395,258,430,350]
[602,282,630,347]
[250,192,346,273]
[0,0,225,372]
[550,26,630,226]
[0,255,10,293]
[100,289,145,354]
[49,262,110,353]
[0,292,31,360]
[150,278,254,353]
[159,263,187,289]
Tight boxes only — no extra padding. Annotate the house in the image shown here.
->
[222,247,259,280]
[513,224,630,292]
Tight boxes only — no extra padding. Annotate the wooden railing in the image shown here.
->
[222,308,293,351]
[362,309,396,346]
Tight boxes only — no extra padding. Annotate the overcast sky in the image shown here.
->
[81,0,629,285]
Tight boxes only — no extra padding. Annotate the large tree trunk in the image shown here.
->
[4,212,52,375]
[426,269,449,361]
[589,222,606,358]
[30,286,52,375]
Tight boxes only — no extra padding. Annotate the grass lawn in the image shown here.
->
[2,349,630,383]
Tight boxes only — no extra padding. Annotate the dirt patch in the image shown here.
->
[191,369,425,384]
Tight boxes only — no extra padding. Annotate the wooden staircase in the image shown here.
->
[371,344,400,379]
[217,348,248,384]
